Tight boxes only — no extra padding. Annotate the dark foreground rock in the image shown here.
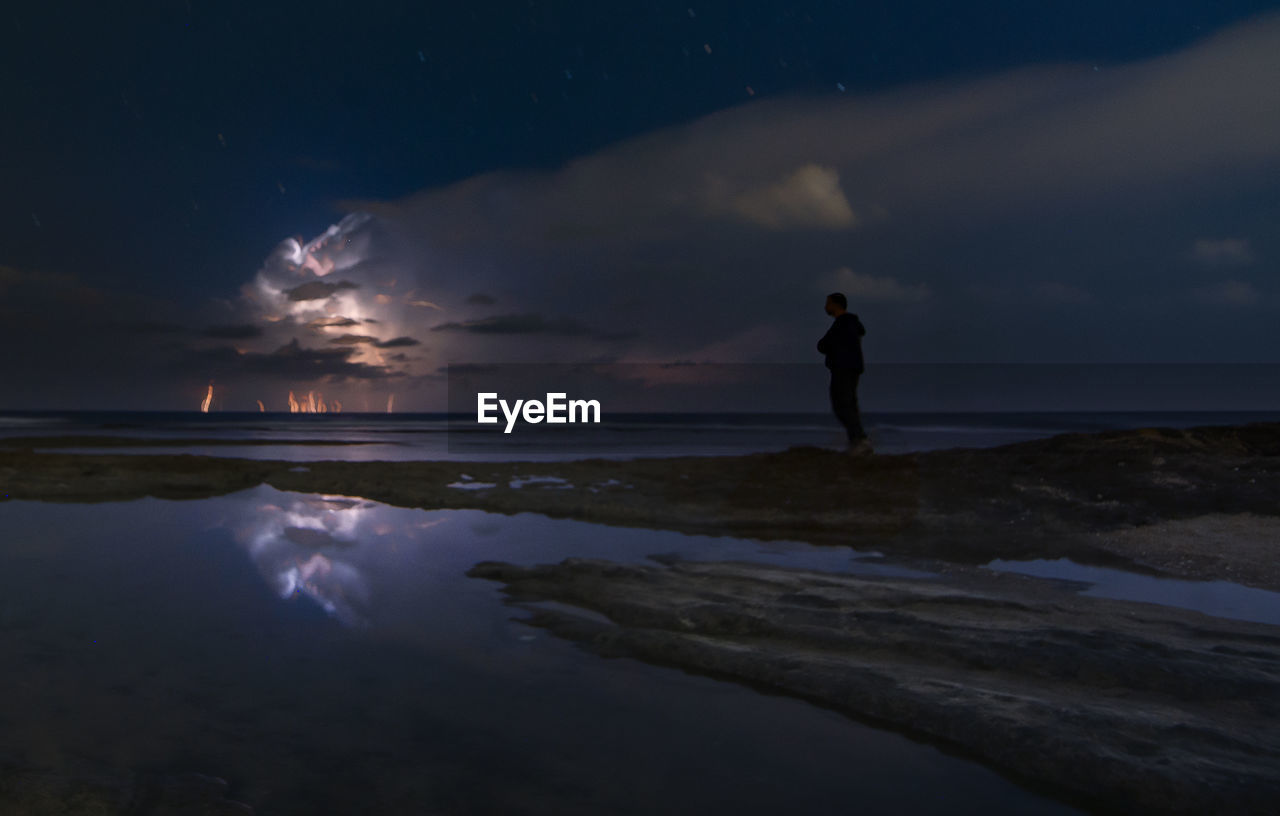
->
[470,557,1280,814]
[3,421,1279,589]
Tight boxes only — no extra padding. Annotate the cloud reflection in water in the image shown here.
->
[231,494,429,627]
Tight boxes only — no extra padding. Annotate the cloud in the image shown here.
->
[111,320,188,335]
[715,164,857,229]
[429,313,630,339]
[1194,280,1261,307]
[66,9,1272,410]
[355,13,1280,248]
[1192,238,1255,266]
[0,244,433,407]
[285,280,360,301]
[204,211,443,386]
[0,264,114,312]
[202,323,264,339]
[374,336,420,348]
[624,325,788,364]
[329,13,1280,370]
[174,338,397,380]
[827,268,932,303]
[0,263,207,408]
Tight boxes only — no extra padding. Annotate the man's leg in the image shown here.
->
[829,369,866,442]
[846,370,867,441]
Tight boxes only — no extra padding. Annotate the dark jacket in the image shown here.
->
[817,313,866,372]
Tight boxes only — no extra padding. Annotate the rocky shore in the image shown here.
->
[3,421,1279,811]
[3,421,1278,588]
[468,556,1280,813]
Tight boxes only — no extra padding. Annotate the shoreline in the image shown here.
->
[3,420,1279,811]
[0,434,386,448]
[3,420,1278,589]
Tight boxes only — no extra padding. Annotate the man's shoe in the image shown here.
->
[847,438,874,457]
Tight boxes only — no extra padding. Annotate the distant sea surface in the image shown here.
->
[2,410,1278,461]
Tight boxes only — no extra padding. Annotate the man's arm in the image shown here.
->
[817,327,831,354]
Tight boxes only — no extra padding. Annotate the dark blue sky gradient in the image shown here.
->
[4,1,1278,300]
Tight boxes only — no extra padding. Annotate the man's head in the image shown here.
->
[825,292,847,317]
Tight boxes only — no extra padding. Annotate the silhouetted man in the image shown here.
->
[817,292,872,455]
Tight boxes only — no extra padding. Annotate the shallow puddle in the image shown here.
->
[0,487,1079,815]
[986,557,1280,626]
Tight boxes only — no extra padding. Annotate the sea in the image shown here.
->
[1,409,1278,461]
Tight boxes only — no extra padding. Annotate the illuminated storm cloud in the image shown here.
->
[242,212,436,377]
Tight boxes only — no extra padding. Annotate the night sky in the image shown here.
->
[3,2,1279,410]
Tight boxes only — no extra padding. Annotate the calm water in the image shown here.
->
[0,487,1083,815]
[3,409,1279,461]
[986,558,1280,626]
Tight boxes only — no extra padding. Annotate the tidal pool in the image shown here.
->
[0,486,1080,815]
[986,558,1280,626]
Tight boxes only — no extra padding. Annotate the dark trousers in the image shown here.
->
[828,368,866,442]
